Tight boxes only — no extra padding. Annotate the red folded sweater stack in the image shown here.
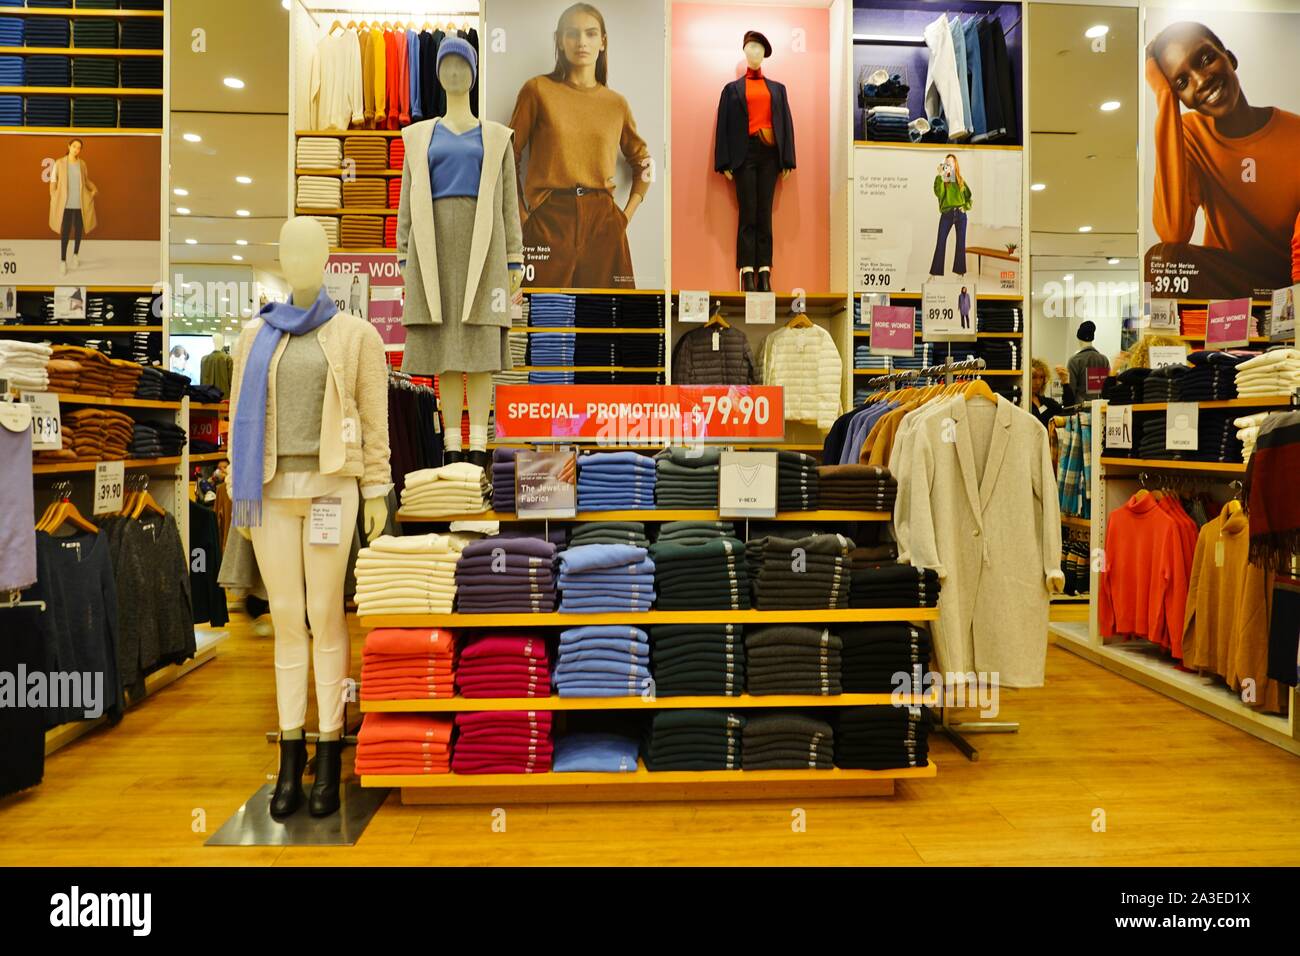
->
[361,627,456,701]
[355,712,454,776]
[451,710,554,774]
[455,634,553,699]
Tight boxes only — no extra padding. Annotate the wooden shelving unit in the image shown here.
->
[1060,514,1091,531]
[295,207,396,215]
[1,325,163,333]
[9,6,163,15]
[0,125,163,134]
[189,452,227,463]
[1099,457,1246,475]
[397,508,890,523]
[18,47,164,57]
[33,455,185,475]
[1126,397,1292,412]
[509,328,664,335]
[362,692,930,713]
[297,167,402,176]
[362,608,938,628]
[56,394,181,410]
[514,365,664,373]
[0,86,163,96]
[297,128,402,136]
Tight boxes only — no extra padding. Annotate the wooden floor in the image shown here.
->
[2,612,1299,867]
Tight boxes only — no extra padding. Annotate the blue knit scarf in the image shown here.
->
[232,289,337,526]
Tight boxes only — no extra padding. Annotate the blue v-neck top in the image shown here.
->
[427,123,483,200]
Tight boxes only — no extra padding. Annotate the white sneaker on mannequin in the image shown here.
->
[59,260,66,275]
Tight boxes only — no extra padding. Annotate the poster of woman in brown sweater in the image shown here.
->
[1143,17,1300,300]
[503,2,658,289]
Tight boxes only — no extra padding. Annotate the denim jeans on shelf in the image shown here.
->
[963,17,988,139]
[930,208,967,276]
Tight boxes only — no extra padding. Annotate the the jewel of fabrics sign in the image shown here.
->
[495,385,786,443]
[325,253,405,346]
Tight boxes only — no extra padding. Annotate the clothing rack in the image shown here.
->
[864,356,987,389]
[296,1,479,28]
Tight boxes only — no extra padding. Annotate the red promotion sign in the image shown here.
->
[1086,366,1109,396]
[494,385,785,443]
[1206,297,1251,350]
[190,412,221,446]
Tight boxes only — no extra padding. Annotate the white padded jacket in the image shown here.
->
[760,324,843,431]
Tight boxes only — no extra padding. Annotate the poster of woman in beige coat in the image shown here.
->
[48,139,98,276]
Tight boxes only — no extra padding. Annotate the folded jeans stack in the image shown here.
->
[118,97,162,128]
[746,533,854,610]
[976,304,1022,333]
[865,106,911,142]
[528,292,576,328]
[653,446,720,509]
[72,19,116,49]
[834,705,932,769]
[778,450,819,510]
[400,461,490,517]
[644,709,745,771]
[129,420,186,458]
[650,534,750,610]
[24,54,69,86]
[839,623,932,693]
[1102,367,1151,405]
[354,533,466,616]
[119,57,162,88]
[649,623,745,697]
[577,451,656,511]
[0,18,21,48]
[360,627,456,701]
[553,624,650,697]
[456,633,551,699]
[553,732,639,772]
[745,625,842,696]
[119,19,163,50]
[741,713,835,770]
[850,561,940,609]
[455,535,557,613]
[72,96,115,126]
[557,543,655,614]
[816,463,896,512]
[451,710,554,774]
[23,17,69,47]
[24,95,69,126]
[355,712,453,775]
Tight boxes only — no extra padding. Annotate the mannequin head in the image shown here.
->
[278,217,329,306]
[742,30,771,71]
[439,54,474,95]
[550,3,608,85]
[212,332,224,351]
[1077,320,1097,346]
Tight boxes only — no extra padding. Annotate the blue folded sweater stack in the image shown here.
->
[557,542,655,613]
[577,451,656,511]
[553,625,651,698]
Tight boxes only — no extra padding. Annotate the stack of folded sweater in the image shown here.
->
[24,98,72,129]
[456,633,551,699]
[36,407,133,462]
[653,446,720,509]
[399,461,490,517]
[296,136,343,170]
[120,19,163,50]
[649,623,745,697]
[526,330,575,385]
[1103,367,1150,405]
[553,732,639,772]
[72,96,115,127]
[343,135,387,172]
[134,365,168,399]
[741,714,834,770]
[650,532,750,610]
[1184,409,1243,463]
[24,17,69,47]
[71,18,115,50]
[977,304,1022,333]
[816,464,896,512]
[850,563,941,609]
[778,451,820,510]
[339,214,384,248]
[553,625,650,697]
[490,448,517,512]
[455,535,557,613]
[746,533,853,610]
[50,344,111,395]
[342,177,386,208]
[834,705,931,769]
[360,627,456,701]
[389,136,404,168]
[108,358,143,398]
[577,451,656,511]
[355,713,453,776]
[1180,308,1207,338]
[644,709,745,771]
[1236,410,1277,462]
[528,292,576,327]
[25,54,69,86]
[129,420,186,458]
[1180,350,1254,401]
[451,710,554,774]
[311,216,340,246]
[975,339,1019,370]
[296,175,342,209]
[187,382,222,404]
[1140,364,1188,403]
[0,340,50,391]
[0,17,21,49]
[745,625,842,696]
[354,533,465,616]
[568,520,648,548]
[118,97,162,129]
[156,367,189,400]
[1233,349,1300,397]
[839,623,932,693]
[557,543,654,613]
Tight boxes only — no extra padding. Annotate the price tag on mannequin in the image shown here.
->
[20,391,60,451]
[93,461,124,515]
[678,290,710,324]
[309,496,343,545]
[1104,404,1132,449]
[745,292,776,325]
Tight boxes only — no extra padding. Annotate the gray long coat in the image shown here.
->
[396,117,523,328]
[892,395,1063,687]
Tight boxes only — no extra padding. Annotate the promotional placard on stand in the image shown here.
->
[868,304,916,358]
[1271,285,1297,342]
[1104,404,1132,450]
[1166,402,1199,452]
[745,292,776,325]
[921,283,976,341]
[1148,345,1187,370]
[1149,298,1179,332]
[718,450,777,519]
[678,290,710,324]
[515,449,577,519]
[54,286,86,321]
[1205,298,1251,349]
[21,391,61,451]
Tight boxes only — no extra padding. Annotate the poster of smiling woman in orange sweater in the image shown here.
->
[1143,18,1300,300]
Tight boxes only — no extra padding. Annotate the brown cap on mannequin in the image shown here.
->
[743,30,771,57]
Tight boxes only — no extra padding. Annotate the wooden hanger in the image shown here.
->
[785,309,813,330]
[963,376,996,402]
[130,476,166,520]
[38,482,98,535]
[705,303,729,329]
[328,19,345,35]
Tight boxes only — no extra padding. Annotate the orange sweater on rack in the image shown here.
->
[1099,493,1191,646]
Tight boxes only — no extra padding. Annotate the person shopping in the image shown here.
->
[48,138,97,275]
[929,153,970,277]
[509,3,652,288]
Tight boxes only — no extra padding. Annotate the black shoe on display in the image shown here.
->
[269,736,308,820]
[309,740,343,818]
[741,270,756,292]
[443,449,465,464]
[757,270,772,293]
[467,449,490,471]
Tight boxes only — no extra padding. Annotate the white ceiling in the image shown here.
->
[168,0,290,276]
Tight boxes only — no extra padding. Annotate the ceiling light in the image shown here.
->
[235,239,248,246]
[232,255,244,261]
[1064,274,1074,281]
[223,77,245,89]
[236,209,250,217]
[176,207,190,215]
[1100,100,1121,112]
[1108,257,1121,265]
[282,0,290,8]
[1030,182,1046,192]
[173,187,188,196]
[1078,225,1093,233]
[1085,25,1109,39]
[182,132,201,143]
[184,238,197,245]
[235,175,252,185]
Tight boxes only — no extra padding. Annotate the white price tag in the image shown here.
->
[309,496,343,545]
[93,461,124,516]
[1149,298,1179,331]
[745,292,776,325]
[1148,346,1187,370]
[21,391,61,451]
[0,284,16,320]
[678,290,710,324]
[1166,402,1199,452]
[921,283,976,341]
[1104,404,1132,450]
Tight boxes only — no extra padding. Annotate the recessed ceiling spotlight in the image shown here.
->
[1064,274,1074,281]
[1030,182,1046,192]
[184,238,197,245]
[1108,257,1121,265]
[182,132,201,143]
[236,209,250,217]
[235,175,252,184]
[223,77,245,89]
[235,239,248,246]
[173,187,188,196]
[1100,100,1121,112]
[1085,25,1109,39]
[232,254,244,261]
[1078,225,1093,233]
[176,207,190,215]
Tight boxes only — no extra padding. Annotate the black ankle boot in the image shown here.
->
[444,449,465,465]
[741,270,756,292]
[467,449,490,471]
[757,270,772,292]
[269,736,307,820]
[309,740,343,818]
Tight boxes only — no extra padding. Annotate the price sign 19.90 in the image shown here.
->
[93,460,125,516]
[21,391,61,451]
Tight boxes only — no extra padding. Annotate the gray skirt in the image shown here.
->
[402,196,513,376]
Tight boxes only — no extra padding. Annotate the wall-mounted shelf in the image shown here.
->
[33,455,185,475]
[0,126,162,134]
[397,508,890,523]
[1099,457,1246,475]
[362,608,938,628]
[1125,397,1293,412]
[361,692,924,714]
[6,6,163,16]
[296,128,401,136]
[0,86,163,96]
[509,328,664,335]
[296,168,402,176]
[56,394,181,410]
[16,47,165,57]
[295,207,396,215]
[1,325,162,333]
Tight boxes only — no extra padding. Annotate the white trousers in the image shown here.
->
[923,14,968,140]
[250,480,359,733]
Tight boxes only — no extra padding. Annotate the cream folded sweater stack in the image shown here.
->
[1234,349,1300,397]
[0,340,52,391]
[399,462,492,517]
[355,533,472,616]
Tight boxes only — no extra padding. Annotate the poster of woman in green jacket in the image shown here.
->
[929,153,973,277]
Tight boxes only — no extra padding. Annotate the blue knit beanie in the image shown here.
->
[436,36,477,85]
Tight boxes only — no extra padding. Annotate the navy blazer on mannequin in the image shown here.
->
[714,76,796,173]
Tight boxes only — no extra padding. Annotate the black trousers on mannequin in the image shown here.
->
[734,134,779,271]
[60,208,84,261]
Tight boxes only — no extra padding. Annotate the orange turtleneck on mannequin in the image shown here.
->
[744,67,775,145]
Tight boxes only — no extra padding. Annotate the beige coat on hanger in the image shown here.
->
[48,156,98,234]
[396,117,523,327]
[892,394,1063,687]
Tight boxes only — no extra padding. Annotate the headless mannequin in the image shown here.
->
[434,54,523,457]
[722,40,792,290]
